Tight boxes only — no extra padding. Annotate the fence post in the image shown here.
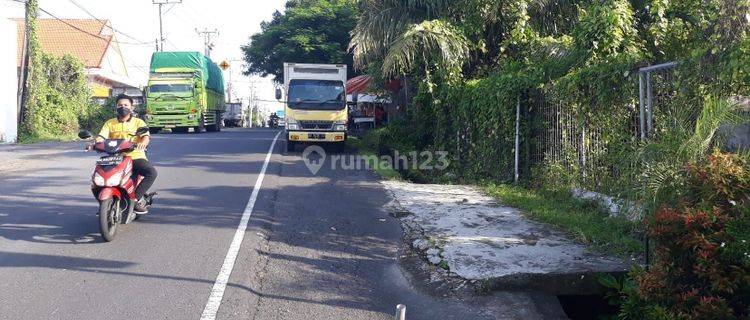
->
[581,119,586,181]
[638,72,646,141]
[646,71,653,137]
[514,95,520,182]
[395,304,406,320]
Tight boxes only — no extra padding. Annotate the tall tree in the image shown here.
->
[241,0,359,82]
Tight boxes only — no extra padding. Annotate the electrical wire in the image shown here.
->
[66,0,152,45]
[34,6,152,46]
[1,0,152,46]
[162,3,177,15]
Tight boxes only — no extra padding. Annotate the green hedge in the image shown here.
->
[376,0,749,190]
[21,53,102,141]
[19,0,110,142]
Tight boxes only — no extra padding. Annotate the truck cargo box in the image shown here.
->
[149,52,224,93]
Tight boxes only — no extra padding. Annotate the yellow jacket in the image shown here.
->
[98,117,149,160]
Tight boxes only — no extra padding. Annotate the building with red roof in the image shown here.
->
[15,18,140,104]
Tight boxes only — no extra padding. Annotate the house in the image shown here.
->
[15,18,141,105]
[1,17,17,143]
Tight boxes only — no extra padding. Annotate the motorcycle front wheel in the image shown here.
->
[99,198,120,242]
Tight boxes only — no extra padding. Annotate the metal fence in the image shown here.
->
[639,62,680,140]
[520,62,678,194]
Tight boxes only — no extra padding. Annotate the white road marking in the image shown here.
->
[200,131,281,320]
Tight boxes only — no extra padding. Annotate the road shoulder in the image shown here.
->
[382,180,631,296]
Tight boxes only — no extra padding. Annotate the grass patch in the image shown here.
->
[484,184,643,258]
[437,260,450,270]
[346,136,401,180]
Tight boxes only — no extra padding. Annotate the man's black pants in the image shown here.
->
[133,159,157,199]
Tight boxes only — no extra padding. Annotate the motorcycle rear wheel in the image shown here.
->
[99,198,119,242]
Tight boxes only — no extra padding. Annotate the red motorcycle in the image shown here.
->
[79,128,156,242]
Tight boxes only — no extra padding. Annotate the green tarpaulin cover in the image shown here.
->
[149,51,225,93]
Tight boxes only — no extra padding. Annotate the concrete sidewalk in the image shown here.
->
[382,181,631,295]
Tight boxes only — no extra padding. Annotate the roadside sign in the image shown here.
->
[219,60,230,70]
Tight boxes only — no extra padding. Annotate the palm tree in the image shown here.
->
[350,0,589,77]
[349,0,467,77]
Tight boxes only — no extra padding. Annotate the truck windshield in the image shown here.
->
[149,84,193,94]
[287,80,345,110]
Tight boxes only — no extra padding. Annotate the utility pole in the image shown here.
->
[227,68,233,103]
[152,0,181,51]
[248,83,257,128]
[17,0,36,127]
[195,28,219,58]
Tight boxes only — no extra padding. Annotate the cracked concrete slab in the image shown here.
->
[382,180,631,294]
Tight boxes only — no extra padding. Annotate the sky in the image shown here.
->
[0,0,287,113]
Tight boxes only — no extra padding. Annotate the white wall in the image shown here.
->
[0,17,18,143]
[101,40,129,79]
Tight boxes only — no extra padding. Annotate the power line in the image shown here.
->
[164,38,179,50]
[153,0,183,52]
[184,0,220,27]
[66,0,151,45]
[196,28,219,58]
[33,6,152,46]
[121,55,149,75]
[162,3,177,15]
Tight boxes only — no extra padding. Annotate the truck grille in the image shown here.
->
[299,120,334,130]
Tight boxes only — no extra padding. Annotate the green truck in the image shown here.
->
[144,52,225,133]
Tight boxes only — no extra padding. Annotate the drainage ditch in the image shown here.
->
[557,294,618,319]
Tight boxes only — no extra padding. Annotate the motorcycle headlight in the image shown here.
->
[93,172,105,186]
[105,172,123,187]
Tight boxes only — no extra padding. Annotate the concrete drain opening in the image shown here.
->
[556,294,617,319]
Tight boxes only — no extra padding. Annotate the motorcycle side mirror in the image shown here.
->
[136,127,149,135]
[78,130,93,139]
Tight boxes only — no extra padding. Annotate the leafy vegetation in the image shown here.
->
[346,135,401,179]
[350,0,748,182]
[603,151,750,319]
[19,0,110,142]
[351,0,749,204]
[241,0,359,81]
[350,1,749,317]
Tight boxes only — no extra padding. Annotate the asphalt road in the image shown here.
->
[0,128,552,320]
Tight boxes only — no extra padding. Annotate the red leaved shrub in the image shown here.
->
[634,151,750,319]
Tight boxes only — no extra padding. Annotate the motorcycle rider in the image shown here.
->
[268,112,280,127]
[88,94,157,214]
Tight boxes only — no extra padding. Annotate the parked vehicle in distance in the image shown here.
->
[277,63,348,152]
[224,102,245,127]
[144,52,225,133]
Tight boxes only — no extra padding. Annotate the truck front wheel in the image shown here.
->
[207,112,221,132]
[194,116,206,133]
